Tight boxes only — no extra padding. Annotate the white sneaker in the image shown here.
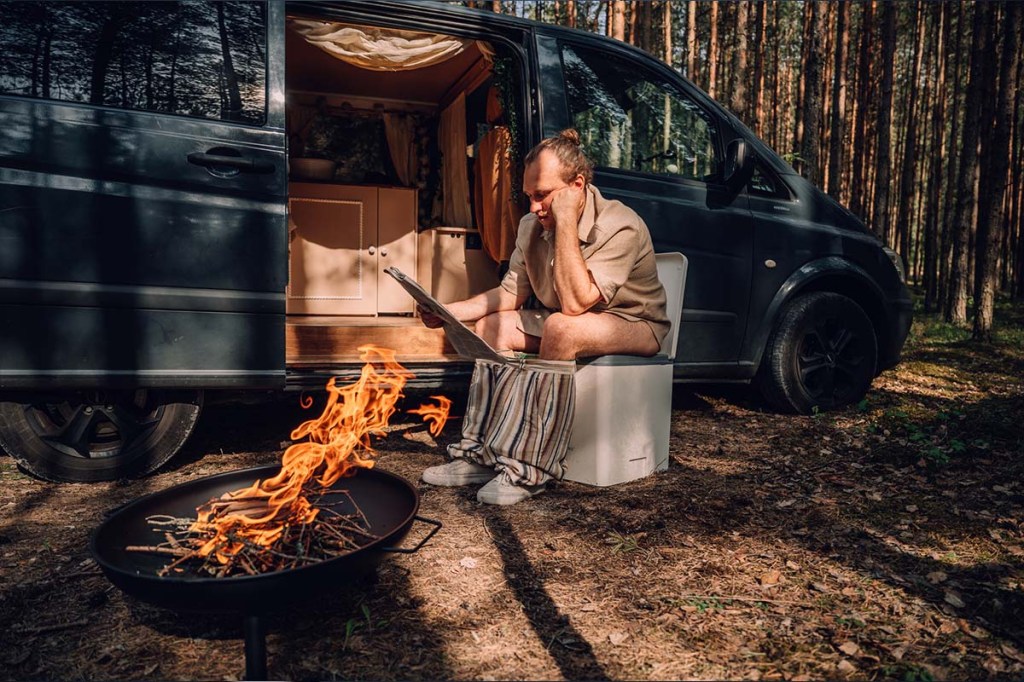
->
[422,459,495,486]
[476,472,545,506]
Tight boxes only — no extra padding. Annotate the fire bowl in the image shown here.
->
[90,464,439,615]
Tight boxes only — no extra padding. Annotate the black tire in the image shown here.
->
[758,292,877,414]
[0,390,203,482]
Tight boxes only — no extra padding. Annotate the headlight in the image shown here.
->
[883,246,906,283]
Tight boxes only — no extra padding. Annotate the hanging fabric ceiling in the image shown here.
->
[288,20,491,71]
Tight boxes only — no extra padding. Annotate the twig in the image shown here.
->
[675,594,816,607]
[13,618,89,635]
[125,545,190,557]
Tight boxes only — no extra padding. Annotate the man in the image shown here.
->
[420,129,669,504]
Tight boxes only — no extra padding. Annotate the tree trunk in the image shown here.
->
[871,0,896,243]
[730,1,749,121]
[973,3,1019,339]
[827,1,849,197]
[849,1,874,221]
[217,2,243,120]
[799,2,825,184]
[708,1,719,99]
[923,2,947,312]
[947,1,990,325]
[687,1,698,82]
[664,2,674,69]
[896,2,926,267]
[89,9,126,105]
[940,1,966,314]
[1013,18,1024,299]
[752,0,767,137]
[566,0,576,28]
[610,1,626,41]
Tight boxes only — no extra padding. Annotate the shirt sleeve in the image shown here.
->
[585,222,641,308]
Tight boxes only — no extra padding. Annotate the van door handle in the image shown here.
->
[187,152,275,175]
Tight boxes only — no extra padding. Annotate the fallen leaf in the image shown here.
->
[891,645,906,661]
[927,571,948,584]
[838,641,860,656]
[403,430,437,447]
[905,505,918,513]
[811,582,830,592]
[608,632,628,646]
[944,591,965,608]
[776,499,796,508]
[459,557,478,569]
[837,660,857,674]
[785,560,801,570]
[866,492,883,502]
[760,569,782,586]
[1000,643,1024,663]
[938,621,959,635]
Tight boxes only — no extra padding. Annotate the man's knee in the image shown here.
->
[540,313,580,354]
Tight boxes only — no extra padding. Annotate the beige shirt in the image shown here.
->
[500,185,670,347]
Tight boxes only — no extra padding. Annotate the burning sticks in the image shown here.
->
[125,345,450,578]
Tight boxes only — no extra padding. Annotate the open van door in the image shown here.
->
[0,1,287,480]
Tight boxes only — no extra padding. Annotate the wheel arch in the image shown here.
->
[746,257,890,375]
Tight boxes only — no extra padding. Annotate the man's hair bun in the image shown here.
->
[557,129,582,146]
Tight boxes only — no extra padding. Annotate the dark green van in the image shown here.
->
[0,1,911,481]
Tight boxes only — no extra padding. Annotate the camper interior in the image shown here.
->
[283,16,525,368]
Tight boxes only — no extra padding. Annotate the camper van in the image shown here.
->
[0,1,912,482]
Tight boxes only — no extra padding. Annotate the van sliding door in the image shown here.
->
[0,0,288,389]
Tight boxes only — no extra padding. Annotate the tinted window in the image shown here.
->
[749,162,790,199]
[0,1,266,124]
[560,43,717,181]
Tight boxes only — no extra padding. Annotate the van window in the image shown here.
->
[559,42,717,182]
[0,1,266,124]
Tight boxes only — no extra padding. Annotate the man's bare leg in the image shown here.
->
[474,311,541,354]
[539,312,659,360]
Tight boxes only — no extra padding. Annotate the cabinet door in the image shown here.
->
[288,183,377,315]
[377,188,417,314]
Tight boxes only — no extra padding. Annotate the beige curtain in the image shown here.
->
[383,113,415,186]
[474,126,522,262]
[440,93,472,227]
[289,20,473,71]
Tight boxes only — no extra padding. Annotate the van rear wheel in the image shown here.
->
[758,292,877,414]
[0,390,203,482]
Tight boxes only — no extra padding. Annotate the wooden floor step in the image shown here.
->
[286,320,456,364]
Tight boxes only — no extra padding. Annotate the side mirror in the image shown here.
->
[724,138,755,192]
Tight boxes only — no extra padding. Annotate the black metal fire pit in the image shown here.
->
[90,464,440,680]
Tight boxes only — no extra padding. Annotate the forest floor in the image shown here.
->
[1,299,1023,681]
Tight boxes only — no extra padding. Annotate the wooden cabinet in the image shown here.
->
[287,183,417,315]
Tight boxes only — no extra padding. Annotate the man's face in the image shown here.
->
[522,150,584,231]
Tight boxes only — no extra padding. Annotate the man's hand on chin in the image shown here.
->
[549,184,585,231]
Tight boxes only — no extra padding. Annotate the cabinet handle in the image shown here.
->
[368,245,376,255]
[380,247,389,257]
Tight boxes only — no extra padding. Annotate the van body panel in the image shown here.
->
[0,4,288,390]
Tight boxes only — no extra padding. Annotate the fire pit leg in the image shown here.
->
[242,615,268,681]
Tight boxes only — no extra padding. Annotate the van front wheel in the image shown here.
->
[0,390,203,482]
[758,292,878,414]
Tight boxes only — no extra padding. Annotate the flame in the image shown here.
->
[408,395,452,437]
[190,345,416,564]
